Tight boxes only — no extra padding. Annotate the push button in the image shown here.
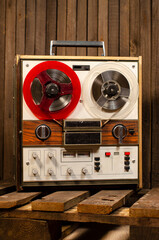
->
[125,166,130,171]
[124,152,130,156]
[94,157,100,161]
[94,166,100,172]
[125,156,130,161]
[105,152,111,157]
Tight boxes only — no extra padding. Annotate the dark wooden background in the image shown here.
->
[0,0,158,188]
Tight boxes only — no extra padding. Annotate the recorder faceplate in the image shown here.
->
[15,55,142,189]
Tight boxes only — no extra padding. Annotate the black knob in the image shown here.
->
[35,124,51,141]
[112,124,127,144]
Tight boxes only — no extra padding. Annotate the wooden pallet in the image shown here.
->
[0,186,158,240]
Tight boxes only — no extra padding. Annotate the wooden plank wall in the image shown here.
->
[0,0,158,188]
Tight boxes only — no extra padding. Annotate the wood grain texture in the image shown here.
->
[35,0,46,55]
[32,191,89,212]
[139,0,151,188]
[16,0,25,54]
[120,0,129,56]
[129,0,139,56]
[66,0,77,56]
[77,0,87,56]
[151,0,159,187]
[102,120,138,145]
[98,0,108,56]
[130,188,159,218]
[57,0,67,55]
[0,218,61,240]
[22,120,62,146]
[25,0,35,54]
[46,0,57,55]
[108,0,119,56]
[130,226,159,240]
[87,0,98,56]
[78,190,133,214]
[0,0,5,180]
[4,0,16,181]
[0,192,40,208]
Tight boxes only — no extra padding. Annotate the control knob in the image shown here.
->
[82,168,88,175]
[112,124,127,144]
[32,168,38,176]
[67,168,73,175]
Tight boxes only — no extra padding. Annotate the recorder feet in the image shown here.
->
[112,124,127,144]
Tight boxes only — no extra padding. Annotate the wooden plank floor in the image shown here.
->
[0,188,158,228]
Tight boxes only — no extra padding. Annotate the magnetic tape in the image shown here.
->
[15,54,142,189]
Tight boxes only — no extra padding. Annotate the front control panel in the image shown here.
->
[23,146,138,182]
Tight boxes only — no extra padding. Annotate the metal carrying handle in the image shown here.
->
[50,40,105,56]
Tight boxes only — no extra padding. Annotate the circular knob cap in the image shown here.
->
[48,152,54,159]
[32,168,38,176]
[35,124,51,141]
[82,168,88,175]
[32,152,38,159]
[48,168,53,176]
[67,168,73,175]
[112,124,127,144]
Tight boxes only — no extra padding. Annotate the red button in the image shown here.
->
[105,152,111,157]
[124,152,130,156]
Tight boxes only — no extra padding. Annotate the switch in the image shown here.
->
[129,129,135,135]
[95,162,100,166]
[94,166,100,172]
[124,166,130,172]
[48,152,54,159]
[82,168,88,175]
[32,168,38,176]
[124,161,130,165]
[48,168,54,176]
[67,168,73,175]
[105,152,111,157]
[124,152,130,156]
[32,152,38,159]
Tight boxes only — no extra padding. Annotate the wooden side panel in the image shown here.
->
[87,0,98,56]
[108,0,119,56]
[22,120,62,146]
[129,0,139,56]
[120,0,129,56]
[130,188,159,218]
[78,190,133,214]
[0,192,40,208]
[130,226,159,240]
[25,0,35,54]
[151,0,159,187]
[98,0,108,56]
[35,0,46,55]
[66,0,77,56]
[77,0,87,56]
[57,0,67,55]
[4,0,16,181]
[46,0,57,55]
[0,218,61,240]
[32,191,89,212]
[16,0,25,55]
[139,0,151,188]
[0,0,5,180]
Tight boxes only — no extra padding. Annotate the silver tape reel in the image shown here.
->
[82,62,138,119]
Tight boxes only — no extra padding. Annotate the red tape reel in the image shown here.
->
[23,61,81,120]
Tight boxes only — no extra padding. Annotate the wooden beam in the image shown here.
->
[32,191,89,212]
[0,192,40,208]
[130,188,159,218]
[78,190,133,214]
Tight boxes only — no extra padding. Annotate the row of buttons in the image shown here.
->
[94,157,100,172]
[124,152,130,171]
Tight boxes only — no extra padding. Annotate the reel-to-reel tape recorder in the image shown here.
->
[15,55,142,190]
